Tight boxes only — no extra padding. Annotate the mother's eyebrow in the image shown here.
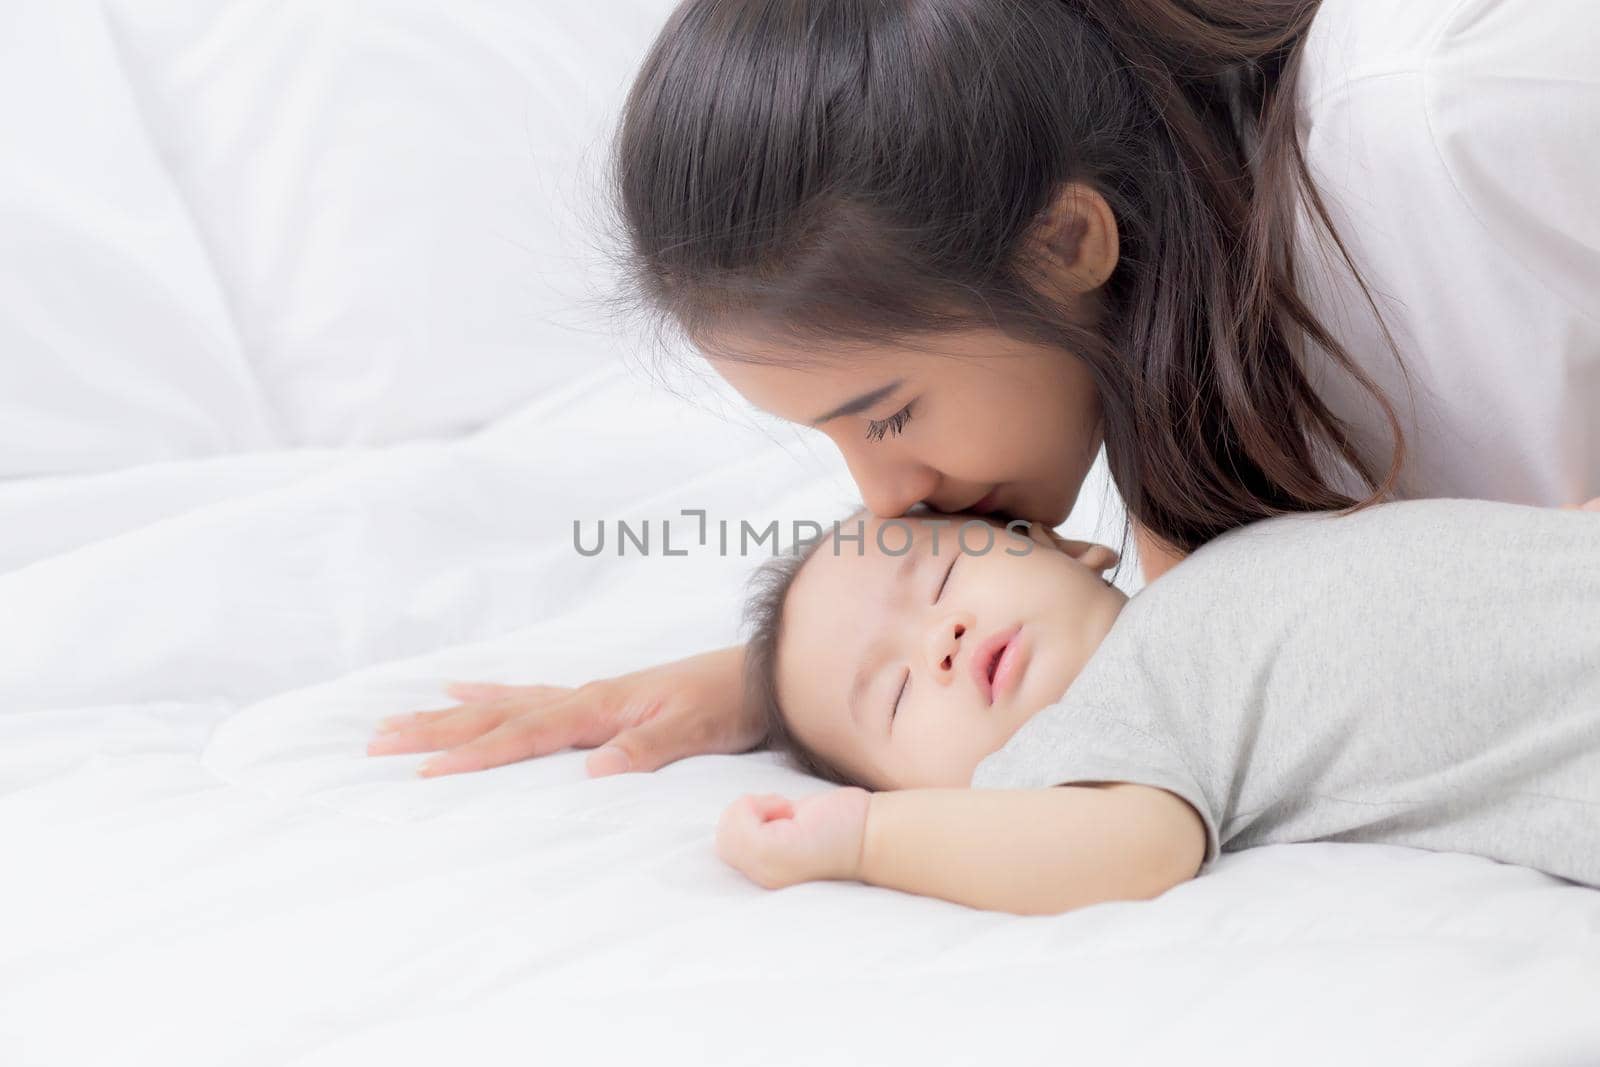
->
[810,380,902,426]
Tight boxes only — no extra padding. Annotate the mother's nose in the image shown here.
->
[843,450,939,519]
[923,612,976,682]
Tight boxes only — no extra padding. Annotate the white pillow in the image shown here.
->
[102,0,680,447]
[0,2,277,478]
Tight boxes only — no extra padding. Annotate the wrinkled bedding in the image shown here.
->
[4,363,1600,1066]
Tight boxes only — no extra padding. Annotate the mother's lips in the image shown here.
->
[968,624,1022,706]
[969,490,1000,514]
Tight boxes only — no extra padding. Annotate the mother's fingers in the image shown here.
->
[371,682,575,738]
[374,706,456,734]
[366,702,514,756]
[445,681,506,702]
[417,700,597,777]
[444,680,574,703]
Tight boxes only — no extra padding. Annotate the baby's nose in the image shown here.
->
[924,614,971,679]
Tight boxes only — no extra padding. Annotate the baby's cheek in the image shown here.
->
[921,727,994,789]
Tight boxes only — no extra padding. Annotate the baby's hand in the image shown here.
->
[716,787,872,890]
[1568,497,1600,513]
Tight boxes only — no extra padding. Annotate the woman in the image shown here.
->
[367,0,1598,778]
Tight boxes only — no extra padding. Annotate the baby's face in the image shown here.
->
[777,513,1126,791]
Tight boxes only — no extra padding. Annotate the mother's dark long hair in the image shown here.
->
[607,0,1404,554]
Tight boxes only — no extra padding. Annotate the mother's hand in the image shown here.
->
[366,644,763,778]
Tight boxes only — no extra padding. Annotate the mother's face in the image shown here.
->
[706,328,1103,527]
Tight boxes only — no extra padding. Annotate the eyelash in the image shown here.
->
[935,555,957,602]
[865,401,914,442]
[891,553,957,727]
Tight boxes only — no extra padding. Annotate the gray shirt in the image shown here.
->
[970,499,1600,886]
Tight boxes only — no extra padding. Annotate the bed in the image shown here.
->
[4,3,1599,1064]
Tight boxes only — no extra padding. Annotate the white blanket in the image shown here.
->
[5,1,1599,1062]
[4,361,1600,1067]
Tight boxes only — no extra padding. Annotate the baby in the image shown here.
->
[715,498,1600,914]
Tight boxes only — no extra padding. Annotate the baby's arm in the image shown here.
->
[717,782,1205,916]
[862,784,1205,915]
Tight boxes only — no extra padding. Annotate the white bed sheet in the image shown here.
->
[3,360,1599,1067]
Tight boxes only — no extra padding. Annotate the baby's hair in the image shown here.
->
[742,527,873,790]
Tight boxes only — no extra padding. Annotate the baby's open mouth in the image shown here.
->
[985,644,1005,684]
[970,624,1023,706]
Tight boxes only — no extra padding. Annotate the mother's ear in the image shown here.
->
[1023,181,1121,300]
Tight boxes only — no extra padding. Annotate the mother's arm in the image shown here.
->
[367,642,765,777]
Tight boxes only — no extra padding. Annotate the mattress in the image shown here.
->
[4,361,1600,1067]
